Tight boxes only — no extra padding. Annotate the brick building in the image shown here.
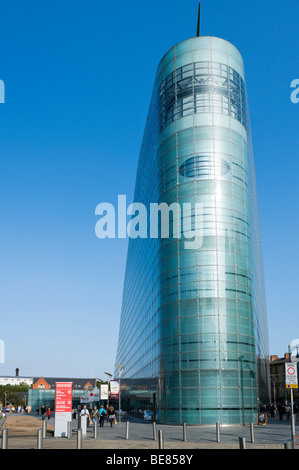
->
[28,376,97,411]
[270,354,299,405]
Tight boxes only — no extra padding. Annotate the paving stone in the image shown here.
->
[1,413,298,450]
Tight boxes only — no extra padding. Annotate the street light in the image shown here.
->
[114,364,124,424]
[287,341,299,445]
[104,372,113,408]
[289,339,299,361]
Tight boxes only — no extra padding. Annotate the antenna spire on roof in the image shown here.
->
[196,1,201,37]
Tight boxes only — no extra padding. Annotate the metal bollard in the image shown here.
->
[94,421,98,439]
[158,429,164,449]
[42,420,47,439]
[125,421,129,440]
[67,421,72,439]
[250,423,255,443]
[153,421,157,441]
[216,423,220,442]
[284,440,294,449]
[183,422,187,442]
[292,413,296,445]
[239,437,246,449]
[2,428,8,449]
[37,428,43,449]
[77,428,82,449]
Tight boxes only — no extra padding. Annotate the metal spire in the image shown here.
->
[196,1,201,37]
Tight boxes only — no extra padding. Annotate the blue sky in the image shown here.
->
[0,0,298,379]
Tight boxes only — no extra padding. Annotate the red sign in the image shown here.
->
[55,382,73,413]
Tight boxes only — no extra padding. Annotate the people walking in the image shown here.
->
[285,403,291,421]
[108,405,115,427]
[270,405,275,418]
[47,407,52,420]
[91,406,100,426]
[99,405,106,427]
[278,404,284,421]
[41,404,47,420]
[80,405,90,417]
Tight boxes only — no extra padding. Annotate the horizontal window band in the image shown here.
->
[163,407,258,411]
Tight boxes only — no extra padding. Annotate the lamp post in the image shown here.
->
[114,364,124,424]
[104,372,112,408]
[287,340,299,445]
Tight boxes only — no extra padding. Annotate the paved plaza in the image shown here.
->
[1,413,299,449]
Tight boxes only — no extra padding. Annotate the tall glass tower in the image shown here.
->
[115,16,270,425]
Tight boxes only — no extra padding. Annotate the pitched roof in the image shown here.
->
[32,377,97,389]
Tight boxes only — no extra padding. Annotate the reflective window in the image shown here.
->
[158,61,246,131]
[179,156,230,179]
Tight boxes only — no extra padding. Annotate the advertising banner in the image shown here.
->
[55,382,72,413]
[89,388,99,401]
[109,380,119,399]
[54,382,73,437]
[100,384,109,400]
[80,388,100,403]
[80,394,87,404]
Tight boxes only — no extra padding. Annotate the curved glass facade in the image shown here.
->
[115,37,270,424]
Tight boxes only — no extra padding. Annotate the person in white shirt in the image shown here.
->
[285,404,292,421]
[80,405,90,417]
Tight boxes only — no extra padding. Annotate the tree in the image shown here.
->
[0,383,30,407]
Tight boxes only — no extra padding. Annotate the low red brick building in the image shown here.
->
[270,354,299,405]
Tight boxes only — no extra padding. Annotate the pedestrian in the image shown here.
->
[47,407,51,420]
[108,405,115,427]
[99,405,106,427]
[36,407,39,415]
[267,405,271,418]
[278,404,284,421]
[41,404,47,420]
[270,405,275,418]
[2,405,6,418]
[91,406,100,426]
[80,405,90,417]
